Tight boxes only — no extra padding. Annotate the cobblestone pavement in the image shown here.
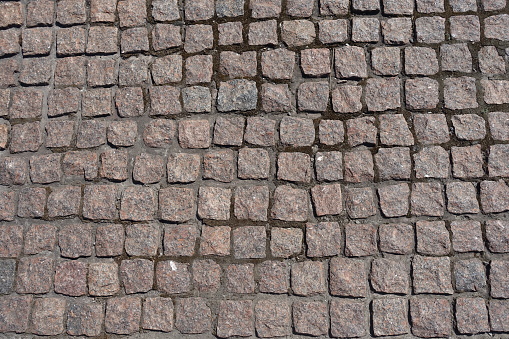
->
[0,0,509,337]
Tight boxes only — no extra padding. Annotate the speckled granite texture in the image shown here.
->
[0,0,509,337]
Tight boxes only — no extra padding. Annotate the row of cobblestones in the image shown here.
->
[1,219,509,257]
[2,112,509,150]
[7,241,509,338]
[1,0,509,337]
[1,179,509,220]
[1,59,508,117]
[2,293,507,337]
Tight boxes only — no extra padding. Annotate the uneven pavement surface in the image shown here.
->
[0,0,509,337]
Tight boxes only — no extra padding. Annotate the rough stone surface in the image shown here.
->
[344,150,374,182]
[125,223,160,256]
[452,114,486,140]
[83,185,118,220]
[16,255,54,294]
[17,187,45,218]
[330,257,367,297]
[319,19,348,43]
[382,18,412,44]
[481,181,509,213]
[257,260,288,294]
[410,298,452,337]
[491,299,509,332]
[120,187,156,221]
[371,259,409,294]
[95,224,124,257]
[405,78,439,110]
[271,185,309,221]
[234,185,269,221]
[203,149,235,182]
[198,186,231,220]
[373,298,409,336]
[379,114,414,146]
[159,187,195,222]
[156,261,192,294]
[0,260,16,294]
[412,256,453,294]
[301,48,331,76]
[217,300,254,337]
[142,297,174,332]
[454,259,487,292]
[416,16,445,43]
[249,20,278,45]
[0,2,507,338]
[192,259,221,293]
[306,222,342,257]
[365,77,401,111]
[441,43,472,72]
[486,220,509,252]
[312,183,343,216]
[411,182,445,217]
[446,181,480,214]
[271,227,302,257]
[281,20,316,46]
[316,151,343,181]
[238,148,270,179]
[0,295,32,333]
[456,297,490,334]
[233,226,266,259]
[261,48,295,80]
[200,225,230,256]
[245,117,276,146]
[214,116,245,146]
[452,145,484,178]
[175,297,211,334]
[416,221,450,256]
[405,47,438,75]
[482,74,509,97]
[298,81,329,112]
[225,263,255,293]
[54,261,88,296]
[291,261,326,296]
[164,225,198,256]
[444,77,478,109]
[332,85,362,113]
[105,296,141,335]
[217,79,258,112]
[345,223,377,256]
[378,183,410,217]
[88,262,120,296]
[261,83,292,112]
[31,297,66,335]
[330,299,367,338]
[490,260,509,298]
[278,152,311,182]
[59,224,94,258]
[293,301,329,336]
[67,301,103,336]
[120,258,154,294]
[379,223,414,254]
[451,221,484,253]
[345,187,377,219]
[484,14,509,40]
[24,224,57,255]
[335,46,367,79]
[375,147,411,180]
[255,300,291,337]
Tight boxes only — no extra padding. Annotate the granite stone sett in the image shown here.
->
[0,1,508,338]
